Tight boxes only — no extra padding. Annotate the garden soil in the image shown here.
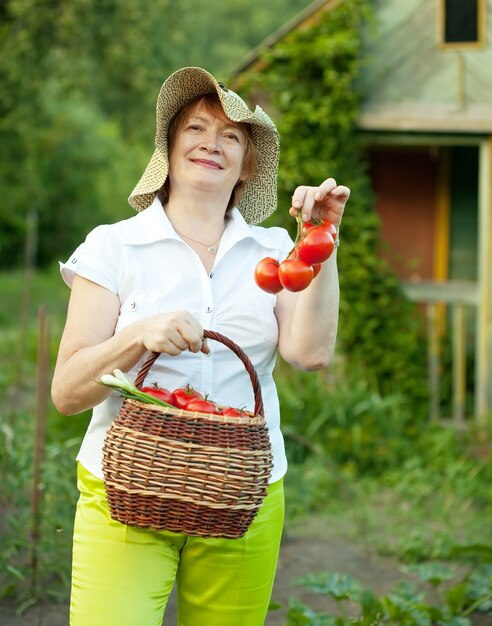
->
[1,518,490,625]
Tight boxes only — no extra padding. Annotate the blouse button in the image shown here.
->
[71,257,77,264]
[206,306,212,313]
[130,301,136,310]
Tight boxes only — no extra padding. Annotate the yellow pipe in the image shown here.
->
[476,138,492,421]
[434,147,450,338]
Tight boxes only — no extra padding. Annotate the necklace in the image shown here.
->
[174,227,224,254]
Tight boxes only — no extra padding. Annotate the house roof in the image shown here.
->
[230,0,339,77]
[232,0,492,134]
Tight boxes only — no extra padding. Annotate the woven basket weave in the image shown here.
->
[102,330,273,539]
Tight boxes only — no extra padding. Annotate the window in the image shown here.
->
[440,0,485,47]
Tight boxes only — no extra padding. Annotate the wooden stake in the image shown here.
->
[31,305,50,599]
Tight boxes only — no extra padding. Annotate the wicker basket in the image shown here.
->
[102,330,273,539]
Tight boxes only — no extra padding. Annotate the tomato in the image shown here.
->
[172,385,204,409]
[312,263,322,278]
[254,257,283,294]
[220,406,243,417]
[185,398,219,414]
[140,385,174,404]
[297,226,335,265]
[220,406,255,417]
[302,217,337,241]
[278,259,314,292]
[324,220,337,242]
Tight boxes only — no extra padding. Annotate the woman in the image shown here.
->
[52,66,349,626]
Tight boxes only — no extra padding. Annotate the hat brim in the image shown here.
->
[128,67,279,224]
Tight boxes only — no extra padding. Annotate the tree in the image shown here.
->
[0,1,183,264]
[0,0,313,267]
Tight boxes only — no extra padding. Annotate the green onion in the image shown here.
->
[98,370,175,408]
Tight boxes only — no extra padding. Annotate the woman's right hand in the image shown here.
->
[139,310,209,356]
[52,276,209,415]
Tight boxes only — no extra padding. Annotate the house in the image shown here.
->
[232,0,492,421]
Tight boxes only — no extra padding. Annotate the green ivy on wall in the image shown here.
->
[234,0,429,417]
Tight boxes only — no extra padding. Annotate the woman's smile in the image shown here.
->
[191,158,223,170]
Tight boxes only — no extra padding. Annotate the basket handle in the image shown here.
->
[133,330,264,417]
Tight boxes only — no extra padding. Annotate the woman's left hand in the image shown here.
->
[289,178,350,228]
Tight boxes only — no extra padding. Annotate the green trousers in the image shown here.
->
[70,463,284,626]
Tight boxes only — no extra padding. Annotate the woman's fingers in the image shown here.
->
[141,311,206,356]
[315,177,338,201]
[290,178,350,226]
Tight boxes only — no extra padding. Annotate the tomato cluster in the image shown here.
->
[140,383,253,417]
[254,218,337,293]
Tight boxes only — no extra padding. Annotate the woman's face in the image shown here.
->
[168,101,248,201]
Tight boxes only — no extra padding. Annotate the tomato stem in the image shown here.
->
[295,211,303,245]
[284,212,304,259]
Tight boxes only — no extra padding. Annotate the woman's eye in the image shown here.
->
[225,133,240,142]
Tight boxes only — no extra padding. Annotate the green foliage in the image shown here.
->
[237,0,428,414]
[276,353,454,479]
[0,0,312,268]
[276,360,415,474]
[0,407,81,604]
[285,563,492,625]
[0,268,86,604]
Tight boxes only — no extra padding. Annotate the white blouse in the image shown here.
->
[60,198,294,483]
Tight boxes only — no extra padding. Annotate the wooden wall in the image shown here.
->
[360,0,492,132]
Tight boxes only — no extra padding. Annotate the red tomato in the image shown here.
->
[221,406,254,417]
[185,398,219,414]
[254,257,283,294]
[278,259,314,292]
[323,220,337,242]
[302,217,337,241]
[220,406,243,417]
[140,385,174,404]
[220,406,242,417]
[312,263,322,278]
[172,385,204,409]
[297,226,335,265]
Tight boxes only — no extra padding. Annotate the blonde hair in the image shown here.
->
[158,93,258,215]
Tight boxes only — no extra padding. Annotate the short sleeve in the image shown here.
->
[59,225,120,293]
[276,227,295,260]
[250,224,294,261]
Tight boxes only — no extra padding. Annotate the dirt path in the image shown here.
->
[1,522,490,625]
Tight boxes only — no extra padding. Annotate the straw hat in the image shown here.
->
[128,66,280,224]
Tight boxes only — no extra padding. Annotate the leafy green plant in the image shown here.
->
[276,358,421,475]
[0,404,81,606]
[285,561,492,626]
[0,268,85,606]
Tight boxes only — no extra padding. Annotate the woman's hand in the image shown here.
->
[52,276,209,415]
[140,310,209,356]
[289,177,350,228]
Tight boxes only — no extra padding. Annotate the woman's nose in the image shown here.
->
[199,132,221,152]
